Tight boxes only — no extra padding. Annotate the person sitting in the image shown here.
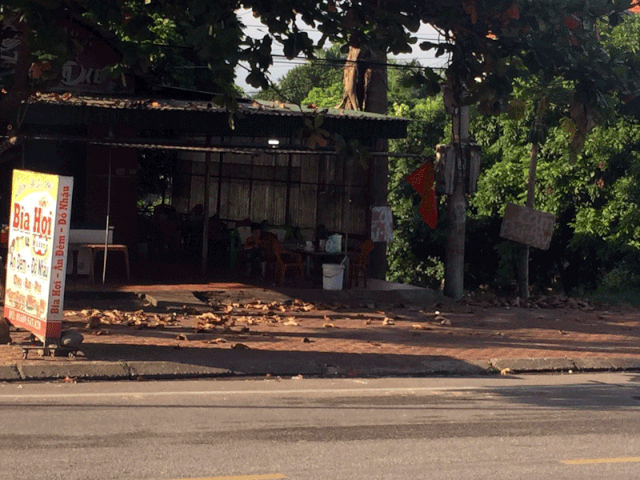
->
[207,213,229,267]
[242,223,267,278]
[181,204,204,258]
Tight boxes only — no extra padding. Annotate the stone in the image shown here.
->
[60,330,84,348]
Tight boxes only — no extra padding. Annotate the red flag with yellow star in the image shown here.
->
[406,161,437,229]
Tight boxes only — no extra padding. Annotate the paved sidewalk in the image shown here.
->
[1,281,640,382]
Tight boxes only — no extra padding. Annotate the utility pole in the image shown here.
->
[443,100,470,300]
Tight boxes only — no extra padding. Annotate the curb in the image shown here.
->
[2,357,640,382]
[17,361,130,381]
[126,361,233,379]
[0,364,20,381]
[489,357,640,374]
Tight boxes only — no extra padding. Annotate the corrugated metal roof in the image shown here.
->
[24,93,408,139]
[29,93,407,122]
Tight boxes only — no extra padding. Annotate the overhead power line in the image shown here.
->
[177,55,447,71]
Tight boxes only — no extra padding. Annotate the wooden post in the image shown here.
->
[518,143,539,299]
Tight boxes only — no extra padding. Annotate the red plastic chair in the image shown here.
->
[349,240,374,288]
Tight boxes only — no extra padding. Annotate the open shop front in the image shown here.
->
[0,95,408,285]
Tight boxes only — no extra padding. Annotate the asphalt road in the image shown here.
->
[1,373,640,480]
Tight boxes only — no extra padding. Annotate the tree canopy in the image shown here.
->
[2,1,638,112]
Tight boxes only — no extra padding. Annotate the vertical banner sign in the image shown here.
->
[371,206,394,242]
[3,170,74,342]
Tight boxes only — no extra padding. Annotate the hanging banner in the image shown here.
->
[499,203,555,251]
[371,206,393,242]
[3,170,74,342]
[406,160,438,229]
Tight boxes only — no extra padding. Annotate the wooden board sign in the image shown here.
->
[499,203,555,251]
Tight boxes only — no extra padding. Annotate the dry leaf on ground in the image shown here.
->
[197,312,228,327]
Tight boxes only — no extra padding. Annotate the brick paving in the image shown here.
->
[2,283,639,370]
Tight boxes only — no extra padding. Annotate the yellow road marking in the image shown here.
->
[562,456,640,465]
[169,475,287,480]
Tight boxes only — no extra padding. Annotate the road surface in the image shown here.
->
[1,373,640,479]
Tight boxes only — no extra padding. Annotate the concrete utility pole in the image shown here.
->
[443,99,470,301]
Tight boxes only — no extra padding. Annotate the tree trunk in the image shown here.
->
[339,44,388,280]
[517,142,539,299]
[339,47,362,110]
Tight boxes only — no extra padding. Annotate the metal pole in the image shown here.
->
[343,163,352,288]
[201,135,212,276]
[102,148,112,284]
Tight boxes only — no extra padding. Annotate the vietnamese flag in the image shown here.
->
[406,161,438,229]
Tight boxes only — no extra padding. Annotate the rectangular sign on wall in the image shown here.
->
[3,170,74,342]
[371,206,394,242]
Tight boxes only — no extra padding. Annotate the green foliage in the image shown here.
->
[303,82,343,108]
[254,45,344,104]
[387,95,448,287]
[468,84,640,294]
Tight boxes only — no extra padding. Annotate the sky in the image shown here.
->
[235,9,449,95]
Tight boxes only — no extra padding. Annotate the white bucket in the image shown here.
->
[322,263,345,290]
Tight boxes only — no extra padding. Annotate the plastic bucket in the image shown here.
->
[322,263,345,290]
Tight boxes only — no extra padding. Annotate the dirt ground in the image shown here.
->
[3,291,639,365]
